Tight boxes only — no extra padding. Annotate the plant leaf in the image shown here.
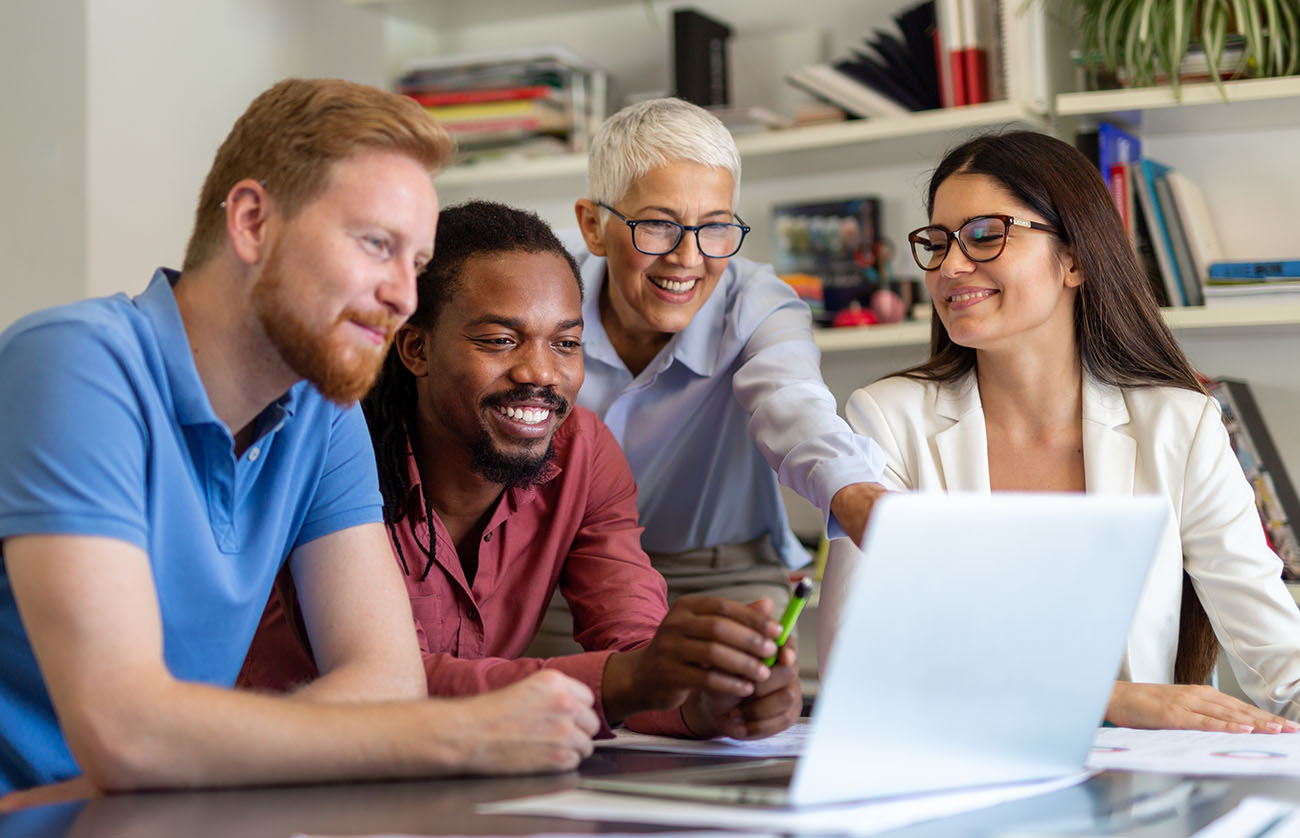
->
[1280,0,1300,76]
[1201,0,1230,99]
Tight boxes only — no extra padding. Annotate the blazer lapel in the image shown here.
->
[1082,376,1135,496]
[933,375,992,491]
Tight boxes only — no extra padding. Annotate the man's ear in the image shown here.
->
[574,199,608,257]
[226,179,274,266]
[394,326,430,376]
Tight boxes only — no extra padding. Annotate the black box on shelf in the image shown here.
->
[673,8,733,107]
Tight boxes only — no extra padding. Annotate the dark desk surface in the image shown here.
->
[5,750,1300,838]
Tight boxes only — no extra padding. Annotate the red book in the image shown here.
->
[955,0,989,104]
[949,52,969,106]
[403,85,553,108]
[1108,162,1132,240]
[960,49,989,103]
[934,0,964,106]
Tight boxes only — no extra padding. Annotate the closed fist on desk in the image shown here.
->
[448,670,599,774]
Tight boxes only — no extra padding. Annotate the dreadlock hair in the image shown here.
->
[362,200,583,530]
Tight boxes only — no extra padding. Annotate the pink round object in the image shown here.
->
[871,289,906,324]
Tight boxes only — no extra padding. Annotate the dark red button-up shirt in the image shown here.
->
[241,407,689,735]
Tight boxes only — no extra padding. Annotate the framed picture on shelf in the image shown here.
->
[772,196,881,319]
[772,196,920,325]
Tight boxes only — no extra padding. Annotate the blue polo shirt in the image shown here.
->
[0,269,383,792]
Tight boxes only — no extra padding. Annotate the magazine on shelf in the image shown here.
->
[397,43,607,160]
[1207,377,1300,579]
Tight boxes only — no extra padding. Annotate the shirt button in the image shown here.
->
[467,606,479,620]
[247,447,260,462]
[483,531,492,542]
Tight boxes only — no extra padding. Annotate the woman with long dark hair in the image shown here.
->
[820,131,1300,731]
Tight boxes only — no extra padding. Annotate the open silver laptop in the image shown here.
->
[582,492,1168,807]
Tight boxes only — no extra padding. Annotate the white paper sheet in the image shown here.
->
[1192,796,1300,837]
[479,772,1094,836]
[598,718,811,757]
[1088,728,1300,777]
[292,833,765,838]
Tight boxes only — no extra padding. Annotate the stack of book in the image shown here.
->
[1205,259,1300,305]
[397,45,607,164]
[784,0,1022,121]
[933,0,1002,107]
[1080,122,1220,308]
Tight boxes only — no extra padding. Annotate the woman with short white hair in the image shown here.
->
[531,98,887,666]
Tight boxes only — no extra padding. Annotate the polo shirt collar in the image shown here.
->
[579,256,726,379]
[134,268,297,431]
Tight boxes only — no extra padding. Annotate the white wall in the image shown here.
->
[5,0,1299,475]
[1,2,87,329]
[83,0,388,302]
[0,0,390,329]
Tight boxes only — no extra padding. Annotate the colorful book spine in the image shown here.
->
[1154,174,1203,307]
[1097,123,1141,183]
[956,0,990,104]
[405,85,553,107]
[1164,171,1224,290]
[934,0,966,106]
[1108,163,1132,239]
[1135,159,1186,306]
[1208,260,1300,280]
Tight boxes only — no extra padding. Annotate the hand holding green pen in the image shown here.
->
[763,577,813,667]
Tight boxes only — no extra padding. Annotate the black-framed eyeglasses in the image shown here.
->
[907,214,1060,271]
[596,202,750,259]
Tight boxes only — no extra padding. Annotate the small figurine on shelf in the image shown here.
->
[869,287,908,323]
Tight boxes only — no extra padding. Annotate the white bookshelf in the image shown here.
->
[1056,76,1300,134]
[813,303,1300,353]
[348,0,644,29]
[437,101,1040,189]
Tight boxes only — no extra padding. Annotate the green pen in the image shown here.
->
[763,577,813,667]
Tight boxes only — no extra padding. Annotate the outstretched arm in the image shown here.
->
[6,533,598,792]
[730,269,885,537]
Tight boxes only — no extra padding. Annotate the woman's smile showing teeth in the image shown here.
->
[650,276,698,294]
[946,287,999,309]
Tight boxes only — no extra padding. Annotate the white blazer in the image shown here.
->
[819,371,1300,719]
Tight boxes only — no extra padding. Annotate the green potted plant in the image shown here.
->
[1062,0,1299,96]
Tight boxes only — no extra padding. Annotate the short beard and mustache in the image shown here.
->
[472,385,569,488]
[252,239,399,405]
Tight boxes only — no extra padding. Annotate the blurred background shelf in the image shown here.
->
[813,303,1300,353]
[437,100,1040,188]
[1056,76,1300,134]
[348,0,647,29]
